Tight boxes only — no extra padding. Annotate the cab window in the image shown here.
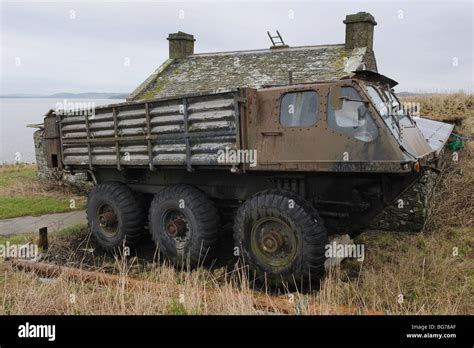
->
[327,87,378,142]
[367,86,400,138]
[280,91,319,127]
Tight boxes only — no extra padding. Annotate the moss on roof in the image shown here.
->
[128,44,376,101]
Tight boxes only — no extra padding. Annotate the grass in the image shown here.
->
[0,233,34,247]
[0,224,85,252]
[1,155,472,315]
[0,164,86,219]
[319,226,473,314]
[0,196,82,219]
[0,165,36,188]
[0,148,471,315]
[0,218,470,315]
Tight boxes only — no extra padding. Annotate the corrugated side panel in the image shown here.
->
[60,91,239,167]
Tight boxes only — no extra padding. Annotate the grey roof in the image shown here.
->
[128,45,377,101]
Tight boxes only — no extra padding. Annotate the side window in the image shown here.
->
[328,87,378,142]
[280,91,319,127]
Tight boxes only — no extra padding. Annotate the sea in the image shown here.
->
[0,98,124,164]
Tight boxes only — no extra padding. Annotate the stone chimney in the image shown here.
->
[167,31,195,59]
[343,12,377,50]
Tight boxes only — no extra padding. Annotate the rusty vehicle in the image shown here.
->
[42,70,453,287]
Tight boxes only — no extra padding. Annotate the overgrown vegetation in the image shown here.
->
[400,92,474,122]
[0,164,86,219]
[0,147,471,314]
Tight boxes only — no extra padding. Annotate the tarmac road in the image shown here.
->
[0,210,86,236]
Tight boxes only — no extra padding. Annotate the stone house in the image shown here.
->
[128,12,379,101]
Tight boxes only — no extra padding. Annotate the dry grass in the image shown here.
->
[317,121,473,314]
[1,149,471,315]
[0,153,471,315]
[0,261,259,315]
[400,92,474,123]
[0,163,36,173]
[320,226,472,314]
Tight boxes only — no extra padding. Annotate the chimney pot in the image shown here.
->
[167,31,195,59]
[343,12,377,50]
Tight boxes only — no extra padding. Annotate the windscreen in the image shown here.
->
[365,84,434,158]
[366,85,418,139]
[366,86,399,139]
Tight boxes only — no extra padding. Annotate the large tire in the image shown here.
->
[148,185,219,267]
[233,189,327,288]
[87,182,145,251]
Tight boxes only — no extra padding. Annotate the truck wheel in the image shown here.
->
[149,185,219,267]
[87,182,145,252]
[233,189,328,288]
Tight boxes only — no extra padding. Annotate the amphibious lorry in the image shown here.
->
[42,71,453,286]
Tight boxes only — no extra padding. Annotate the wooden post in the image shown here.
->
[38,227,48,250]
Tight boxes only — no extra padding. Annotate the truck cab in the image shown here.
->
[248,76,437,174]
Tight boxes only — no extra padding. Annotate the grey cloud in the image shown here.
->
[1,0,472,94]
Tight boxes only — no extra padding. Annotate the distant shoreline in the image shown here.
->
[0,93,129,99]
[1,161,36,166]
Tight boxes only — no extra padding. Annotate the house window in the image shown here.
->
[328,87,378,142]
[280,91,319,127]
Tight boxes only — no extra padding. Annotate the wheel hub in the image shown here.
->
[262,229,284,254]
[99,211,117,228]
[251,217,298,268]
[96,203,119,236]
[166,218,187,238]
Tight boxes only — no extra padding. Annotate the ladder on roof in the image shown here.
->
[267,30,287,48]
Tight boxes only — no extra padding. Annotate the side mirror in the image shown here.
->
[330,86,343,110]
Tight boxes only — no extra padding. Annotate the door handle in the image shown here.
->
[261,131,283,136]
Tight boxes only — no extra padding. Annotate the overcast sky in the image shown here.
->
[1,0,472,95]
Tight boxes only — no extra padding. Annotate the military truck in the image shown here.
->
[42,71,453,286]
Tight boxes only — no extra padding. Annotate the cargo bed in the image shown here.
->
[56,89,242,171]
